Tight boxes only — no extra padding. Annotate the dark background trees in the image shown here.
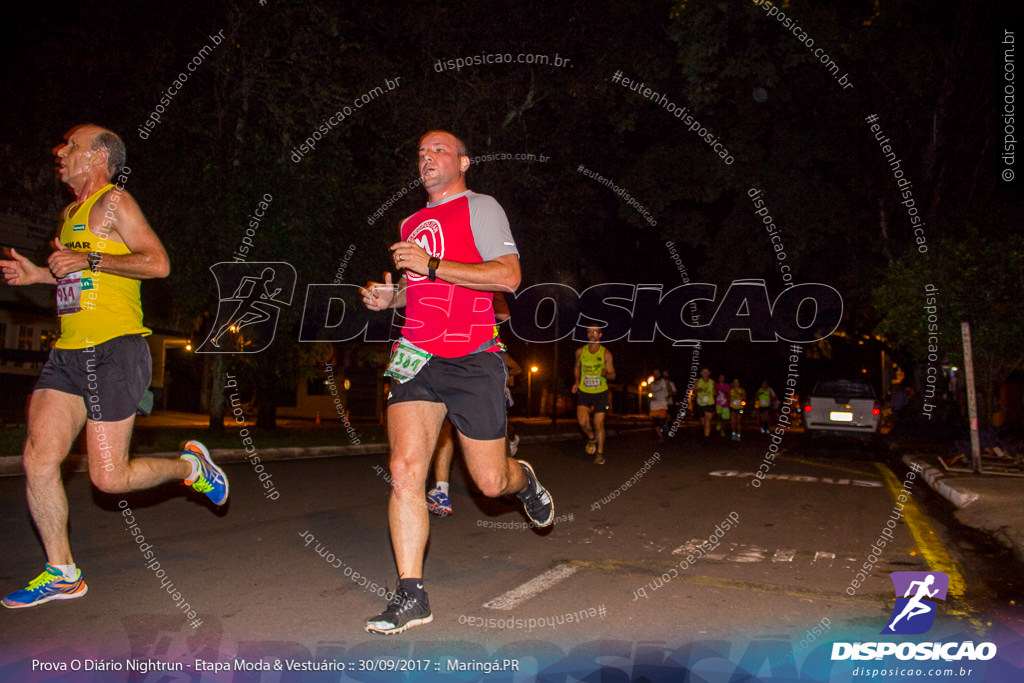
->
[1,0,1018,428]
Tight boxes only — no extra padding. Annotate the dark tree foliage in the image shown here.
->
[1,0,1018,424]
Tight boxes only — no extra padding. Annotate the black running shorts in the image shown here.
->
[35,335,151,422]
[388,350,508,440]
[576,389,609,413]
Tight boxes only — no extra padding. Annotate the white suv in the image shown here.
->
[803,379,881,436]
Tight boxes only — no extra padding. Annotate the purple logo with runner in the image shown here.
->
[881,571,949,635]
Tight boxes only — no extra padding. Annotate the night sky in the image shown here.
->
[2,0,1020,406]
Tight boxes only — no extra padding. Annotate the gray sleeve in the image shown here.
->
[467,193,519,261]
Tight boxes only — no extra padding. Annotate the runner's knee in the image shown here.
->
[22,439,67,478]
[22,451,61,480]
[388,455,428,492]
[475,470,509,498]
[89,467,129,493]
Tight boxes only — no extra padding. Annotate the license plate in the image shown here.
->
[830,411,853,422]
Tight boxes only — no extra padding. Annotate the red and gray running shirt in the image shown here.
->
[399,190,518,358]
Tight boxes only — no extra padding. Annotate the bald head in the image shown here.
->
[54,124,126,192]
[418,130,468,158]
[417,130,471,200]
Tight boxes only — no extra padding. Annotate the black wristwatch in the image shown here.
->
[427,256,441,281]
[87,252,102,273]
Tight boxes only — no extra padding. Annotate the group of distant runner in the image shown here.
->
[693,370,779,440]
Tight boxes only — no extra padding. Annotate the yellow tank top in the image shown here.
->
[695,377,715,405]
[578,345,608,394]
[55,184,150,349]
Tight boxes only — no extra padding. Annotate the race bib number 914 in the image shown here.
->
[56,272,84,316]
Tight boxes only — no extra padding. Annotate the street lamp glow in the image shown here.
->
[527,365,539,418]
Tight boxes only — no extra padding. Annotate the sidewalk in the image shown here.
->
[899,436,1024,565]
[0,412,649,477]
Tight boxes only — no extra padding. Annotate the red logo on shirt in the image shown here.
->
[407,219,445,282]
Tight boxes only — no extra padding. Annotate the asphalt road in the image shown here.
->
[1,426,1020,680]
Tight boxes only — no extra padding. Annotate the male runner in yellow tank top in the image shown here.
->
[572,325,616,464]
[0,124,228,609]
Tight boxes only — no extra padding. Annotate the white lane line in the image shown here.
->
[483,563,579,610]
[772,549,796,563]
[671,539,722,556]
[733,546,768,563]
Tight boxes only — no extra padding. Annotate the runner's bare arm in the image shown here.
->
[389,241,520,293]
[0,247,57,286]
[603,349,616,380]
[572,347,583,394]
[46,191,170,280]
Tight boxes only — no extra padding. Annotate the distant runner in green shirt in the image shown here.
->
[572,325,615,464]
[694,367,715,438]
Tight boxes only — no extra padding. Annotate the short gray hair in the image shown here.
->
[91,130,126,176]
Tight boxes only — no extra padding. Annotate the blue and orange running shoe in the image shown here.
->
[426,486,452,517]
[181,440,229,506]
[2,564,87,609]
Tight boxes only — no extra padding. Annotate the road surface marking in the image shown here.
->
[788,457,876,477]
[671,539,721,556]
[568,557,884,605]
[733,546,768,563]
[708,470,882,487]
[670,541,855,567]
[875,462,979,628]
[483,563,578,610]
[772,549,796,562]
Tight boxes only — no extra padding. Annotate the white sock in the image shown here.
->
[436,481,449,495]
[52,563,78,581]
[182,453,200,481]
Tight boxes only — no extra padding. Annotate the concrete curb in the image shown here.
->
[903,454,980,508]
[0,428,650,477]
[904,453,1024,566]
